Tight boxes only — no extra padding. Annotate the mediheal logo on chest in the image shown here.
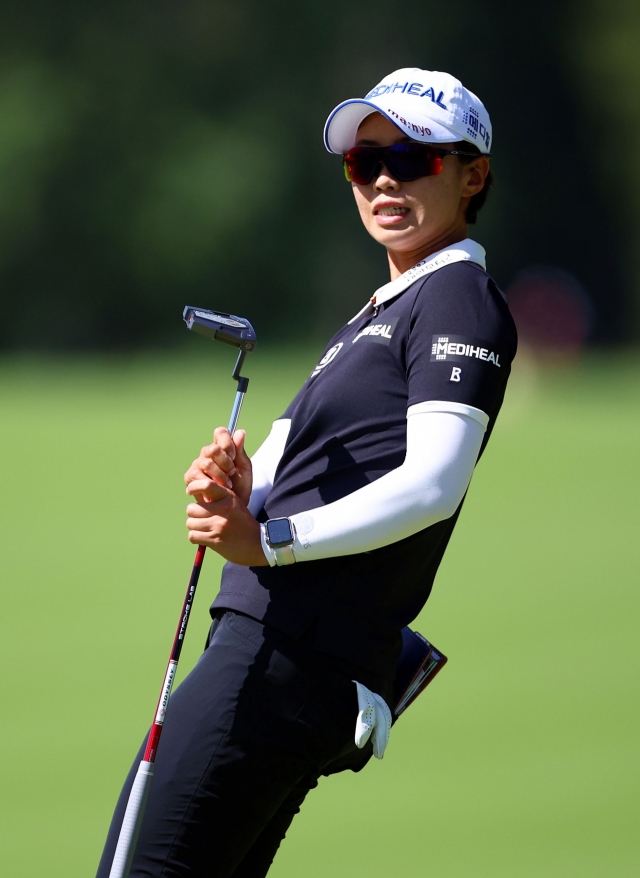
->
[352,318,398,346]
[430,335,501,367]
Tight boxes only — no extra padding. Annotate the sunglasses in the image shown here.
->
[343,143,486,185]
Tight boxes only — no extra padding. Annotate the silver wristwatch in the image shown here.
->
[261,517,296,566]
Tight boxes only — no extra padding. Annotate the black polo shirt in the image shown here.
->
[213,260,517,687]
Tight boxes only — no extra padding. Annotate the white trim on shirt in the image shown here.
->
[347,238,487,325]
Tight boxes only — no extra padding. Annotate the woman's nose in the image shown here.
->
[373,165,401,191]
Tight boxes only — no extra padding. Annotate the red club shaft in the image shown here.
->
[143,544,206,763]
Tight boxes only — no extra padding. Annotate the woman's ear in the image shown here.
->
[462,157,490,198]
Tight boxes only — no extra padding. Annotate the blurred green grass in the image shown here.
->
[0,347,638,877]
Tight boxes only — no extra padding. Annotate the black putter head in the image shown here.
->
[183,307,257,352]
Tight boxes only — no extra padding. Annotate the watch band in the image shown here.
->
[273,543,296,566]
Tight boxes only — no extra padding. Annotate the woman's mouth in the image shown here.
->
[374,205,410,226]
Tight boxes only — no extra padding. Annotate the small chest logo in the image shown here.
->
[430,335,502,367]
[310,342,343,377]
[352,318,397,346]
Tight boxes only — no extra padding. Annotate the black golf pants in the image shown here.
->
[96,611,374,877]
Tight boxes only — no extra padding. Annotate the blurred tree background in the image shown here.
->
[0,0,638,351]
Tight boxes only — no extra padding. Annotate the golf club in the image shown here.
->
[108,308,257,878]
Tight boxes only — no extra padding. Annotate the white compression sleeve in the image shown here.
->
[247,418,291,517]
[288,403,488,562]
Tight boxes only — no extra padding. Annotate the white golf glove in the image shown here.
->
[353,681,392,759]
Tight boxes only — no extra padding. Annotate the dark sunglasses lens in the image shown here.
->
[386,144,443,181]
[343,145,444,184]
[343,148,378,184]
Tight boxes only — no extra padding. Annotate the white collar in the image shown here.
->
[347,238,487,324]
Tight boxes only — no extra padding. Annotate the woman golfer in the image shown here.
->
[98,67,517,877]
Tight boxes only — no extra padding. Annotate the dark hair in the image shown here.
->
[451,141,493,224]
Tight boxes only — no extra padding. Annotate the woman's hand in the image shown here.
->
[184,427,253,506]
[186,482,268,566]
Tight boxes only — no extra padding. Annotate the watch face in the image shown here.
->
[266,518,293,548]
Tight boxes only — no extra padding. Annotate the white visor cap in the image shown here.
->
[324,68,492,155]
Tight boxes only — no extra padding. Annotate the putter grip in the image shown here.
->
[108,760,154,878]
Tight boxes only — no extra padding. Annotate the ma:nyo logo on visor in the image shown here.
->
[431,335,502,367]
[352,319,398,346]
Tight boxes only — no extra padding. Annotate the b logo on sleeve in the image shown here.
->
[430,335,502,367]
